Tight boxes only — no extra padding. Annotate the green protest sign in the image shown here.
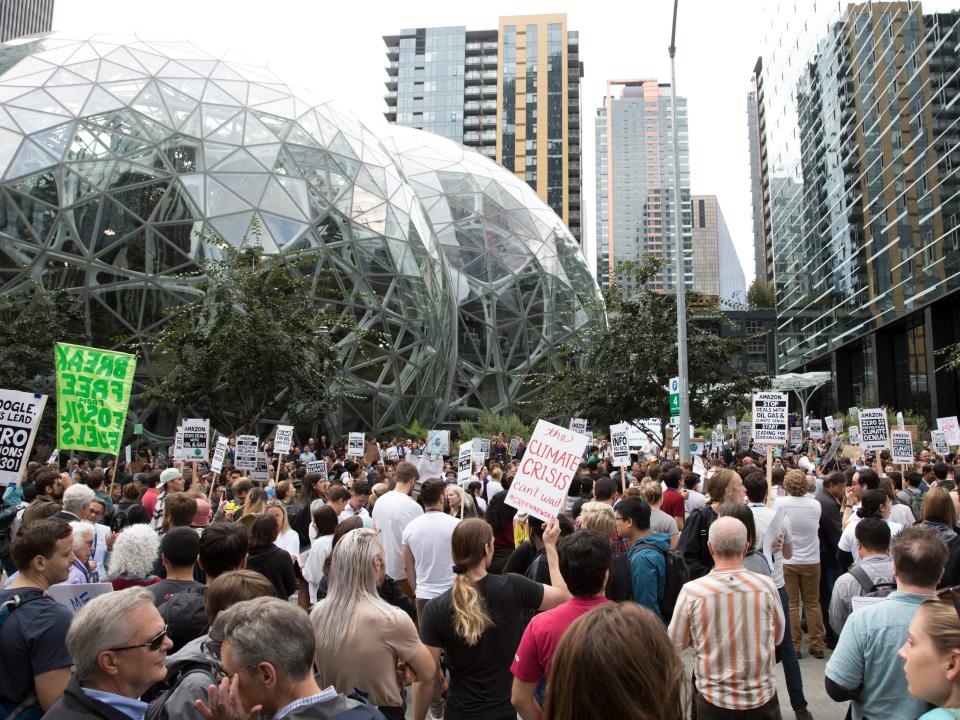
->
[55,343,136,455]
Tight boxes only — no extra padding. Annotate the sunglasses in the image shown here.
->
[109,625,168,653]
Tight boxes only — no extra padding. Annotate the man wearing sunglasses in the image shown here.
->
[44,586,173,719]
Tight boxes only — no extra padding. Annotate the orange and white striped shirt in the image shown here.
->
[668,567,785,711]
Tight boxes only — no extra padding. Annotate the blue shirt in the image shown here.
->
[81,688,147,720]
[826,590,931,720]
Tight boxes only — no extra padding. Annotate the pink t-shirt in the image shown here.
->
[511,595,611,683]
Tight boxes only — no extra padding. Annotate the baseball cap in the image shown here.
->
[159,467,182,486]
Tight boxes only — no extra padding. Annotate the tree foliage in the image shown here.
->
[388,418,430,442]
[458,412,531,442]
[940,342,960,373]
[146,228,354,434]
[746,278,776,309]
[530,258,770,446]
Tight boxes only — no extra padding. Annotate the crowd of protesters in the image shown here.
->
[0,423,958,720]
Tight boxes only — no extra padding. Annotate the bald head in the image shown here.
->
[708,516,748,560]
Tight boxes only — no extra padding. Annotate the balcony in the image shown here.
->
[465,86,480,97]
[464,101,481,114]
[481,84,497,97]
[385,77,397,90]
[386,46,399,59]
[482,41,498,51]
[464,116,480,127]
[481,100,496,111]
[479,145,496,157]
[384,91,397,101]
[482,54,498,67]
[466,41,482,53]
[482,70,497,81]
[481,130,496,142]
[464,131,480,143]
[465,71,481,84]
[480,114,497,127]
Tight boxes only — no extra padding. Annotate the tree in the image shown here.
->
[940,342,960,372]
[146,227,354,435]
[458,412,531,442]
[530,258,770,448]
[0,281,89,450]
[746,278,776,309]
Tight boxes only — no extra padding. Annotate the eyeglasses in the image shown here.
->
[109,626,168,652]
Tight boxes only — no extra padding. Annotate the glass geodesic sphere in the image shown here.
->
[0,34,455,438]
[382,126,604,417]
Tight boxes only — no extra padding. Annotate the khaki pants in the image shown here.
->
[783,563,824,653]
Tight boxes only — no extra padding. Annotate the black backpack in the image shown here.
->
[632,542,691,621]
[0,503,22,559]
[849,565,896,599]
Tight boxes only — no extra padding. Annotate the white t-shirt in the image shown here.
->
[774,496,822,565]
[889,503,915,528]
[749,503,793,589]
[274,528,300,559]
[302,534,333,602]
[371,490,423,581]
[798,456,815,473]
[838,516,904,564]
[684,489,706,514]
[484,479,504,502]
[339,505,370,523]
[401,510,460,600]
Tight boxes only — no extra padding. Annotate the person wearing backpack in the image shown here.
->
[828,517,895,634]
[617,497,670,621]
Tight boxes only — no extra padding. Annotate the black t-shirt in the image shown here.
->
[0,588,72,706]
[149,578,204,606]
[420,573,544,720]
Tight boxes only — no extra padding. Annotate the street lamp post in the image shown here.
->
[669,0,690,462]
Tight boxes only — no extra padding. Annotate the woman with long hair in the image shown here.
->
[107,524,160,590]
[265,499,300,558]
[838,488,904,567]
[922,488,960,587]
[445,484,477,519]
[899,588,960,718]
[301,504,339,602]
[310,528,435,720]
[542,603,685,720]
[237,487,268,528]
[246,514,297,599]
[412,517,569,720]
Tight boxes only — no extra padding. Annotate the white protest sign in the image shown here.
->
[896,412,905,432]
[671,425,695,448]
[848,407,859,422]
[859,408,890,451]
[235,434,257,471]
[347,432,365,457]
[626,423,643,448]
[752,391,788,445]
[182,419,209,461]
[822,437,843,465]
[252,453,269,484]
[47,448,59,465]
[825,415,834,432]
[210,437,229,475]
[426,430,449,457]
[504,419,588,521]
[124,445,132,465]
[727,416,737,430]
[610,423,630,467]
[738,421,752,447]
[457,441,473,483]
[693,455,706,477]
[789,426,803,448]
[932,431,950,457]
[173,426,184,461]
[808,418,823,440]
[848,425,861,447]
[479,438,491,458]
[637,418,663,446]
[48,582,112,614]
[385,446,399,461]
[306,459,328,481]
[0,389,46,486]
[509,437,519,457]
[937,417,960,446]
[689,439,706,457]
[569,418,588,436]
[274,425,294,455]
[833,418,844,434]
[890,431,914,465]
[410,456,443,482]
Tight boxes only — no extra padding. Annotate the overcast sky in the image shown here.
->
[53,0,770,283]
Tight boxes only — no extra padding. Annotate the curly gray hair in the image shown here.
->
[107,524,159,579]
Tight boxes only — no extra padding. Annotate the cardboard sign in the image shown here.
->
[0,389,47,486]
[937,417,960,446]
[252,453,269,483]
[182,419,209,461]
[347,432,365,457]
[426,430,449,457]
[235,434,257,471]
[808,418,823,440]
[610,423,630,467]
[859,408,889,451]
[896,412,905,432]
[54,343,136,455]
[727,416,737,430]
[306,459,328,480]
[173,427,184,462]
[457,440,473,483]
[210,437,229,475]
[842,444,861,460]
[48,582,112,614]
[848,426,861,447]
[932,431,950,457]
[890,430,914,464]
[752,392,788,445]
[789,426,803,448]
[505,419,588,522]
[738,421,752,448]
[273,425,294,455]
[569,418,588,436]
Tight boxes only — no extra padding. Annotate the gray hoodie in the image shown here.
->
[156,635,220,719]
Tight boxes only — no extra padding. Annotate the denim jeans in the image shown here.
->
[778,585,807,711]
[818,559,844,642]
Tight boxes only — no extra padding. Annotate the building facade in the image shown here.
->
[595,79,692,298]
[0,0,52,42]
[748,56,773,290]
[757,1,960,419]
[383,14,583,243]
[692,195,746,308]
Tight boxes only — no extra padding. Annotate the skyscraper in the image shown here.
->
[748,57,773,290]
[692,195,746,308]
[0,0,53,42]
[383,14,583,243]
[757,1,960,418]
[595,79,692,298]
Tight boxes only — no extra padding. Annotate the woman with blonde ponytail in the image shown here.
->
[412,517,570,720]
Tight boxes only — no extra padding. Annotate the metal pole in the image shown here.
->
[670,0,690,463]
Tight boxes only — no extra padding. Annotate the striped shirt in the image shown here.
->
[668,566,785,711]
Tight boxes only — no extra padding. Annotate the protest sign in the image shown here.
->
[47,448,58,465]
[505,419,588,522]
[859,408,889,451]
[610,423,629,467]
[896,412,905,432]
[410,456,443,482]
[173,427,184,462]
[55,343,136,455]
[692,455,706,477]
[727,416,737,430]
[848,407,859,422]
[848,425,861,447]
[273,425,294,455]
[842,444,861,460]
[833,418,844,434]
[306,459,328,480]
[738,421,752,448]
[627,423,643,448]
[636,418,663,446]
[569,418,587,436]
[124,445,131,465]
[825,415,834,432]
[689,439,706,456]
[0,389,46,486]
[932,431,950,457]
[385,446,399,461]
[822,437,843,465]
[808,418,823,440]
[890,431,914,465]
[347,432,365,457]
[479,439,490,458]
[48,582,112,615]
[789,426,803,448]
[457,440,473,483]
[181,419,209,461]
[937,416,960,446]
[235,434,257,471]
[252,453,269,484]
[426,430,449,457]
[210,437,229,475]
[509,437,519,457]
[752,392,788,444]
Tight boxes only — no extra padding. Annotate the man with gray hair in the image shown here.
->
[196,597,382,720]
[668,516,785,719]
[44,587,173,719]
[53,483,95,524]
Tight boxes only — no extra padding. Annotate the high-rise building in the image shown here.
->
[748,57,773,290]
[692,195,746,308]
[595,79,691,298]
[383,14,584,243]
[0,0,53,42]
[757,1,960,419]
